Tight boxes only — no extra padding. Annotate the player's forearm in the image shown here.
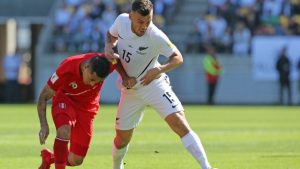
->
[158,51,183,73]
[37,101,48,127]
[115,59,129,80]
[105,31,118,47]
[37,85,54,127]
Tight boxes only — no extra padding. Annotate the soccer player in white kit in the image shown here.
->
[105,0,216,169]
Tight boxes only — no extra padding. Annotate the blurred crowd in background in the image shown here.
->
[1,0,300,104]
[186,0,300,55]
[51,0,300,55]
[52,0,176,53]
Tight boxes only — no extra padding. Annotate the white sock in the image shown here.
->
[112,143,129,169]
[181,131,211,169]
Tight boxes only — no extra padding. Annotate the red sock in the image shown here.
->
[67,160,73,166]
[55,163,66,169]
[54,137,69,169]
[51,154,72,166]
[50,152,55,164]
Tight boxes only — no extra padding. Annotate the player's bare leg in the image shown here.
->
[68,152,84,166]
[165,111,214,169]
[112,129,134,169]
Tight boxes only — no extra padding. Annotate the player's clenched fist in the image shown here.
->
[104,45,119,62]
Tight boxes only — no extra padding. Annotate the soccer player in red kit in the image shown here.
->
[37,53,118,169]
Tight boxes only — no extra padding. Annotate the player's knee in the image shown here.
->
[68,152,84,166]
[71,158,84,166]
[166,112,191,137]
[114,137,130,148]
[68,156,84,166]
[114,133,131,148]
[56,125,71,139]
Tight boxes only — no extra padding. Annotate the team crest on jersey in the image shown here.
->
[139,46,148,51]
[136,46,148,55]
[59,102,66,109]
[69,82,78,89]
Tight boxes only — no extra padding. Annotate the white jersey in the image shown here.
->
[109,13,177,79]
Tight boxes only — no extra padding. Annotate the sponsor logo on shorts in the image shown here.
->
[59,102,66,109]
[172,104,178,108]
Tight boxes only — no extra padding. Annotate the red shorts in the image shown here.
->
[51,98,97,157]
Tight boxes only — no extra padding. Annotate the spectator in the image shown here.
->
[52,0,176,53]
[2,50,22,103]
[202,45,223,105]
[220,27,232,53]
[276,47,292,105]
[210,14,228,52]
[208,0,226,15]
[185,15,208,53]
[232,21,251,56]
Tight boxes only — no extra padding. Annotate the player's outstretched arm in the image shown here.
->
[37,84,55,145]
[105,31,119,62]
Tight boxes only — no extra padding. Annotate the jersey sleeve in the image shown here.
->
[109,14,123,37]
[47,60,69,91]
[155,30,177,58]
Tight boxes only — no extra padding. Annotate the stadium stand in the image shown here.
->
[185,0,300,54]
[50,0,176,53]
[0,0,299,104]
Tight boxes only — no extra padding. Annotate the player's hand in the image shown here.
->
[122,77,137,88]
[39,124,49,145]
[104,45,119,62]
[140,67,161,86]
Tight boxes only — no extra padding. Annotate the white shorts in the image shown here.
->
[115,74,184,130]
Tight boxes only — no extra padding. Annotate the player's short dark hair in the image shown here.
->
[132,0,153,16]
[89,56,110,79]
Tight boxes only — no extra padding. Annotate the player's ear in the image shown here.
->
[84,63,90,72]
[129,12,133,20]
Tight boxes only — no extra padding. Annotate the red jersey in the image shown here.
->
[47,53,116,115]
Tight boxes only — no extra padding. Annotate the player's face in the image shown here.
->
[130,11,152,36]
[82,66,103,86]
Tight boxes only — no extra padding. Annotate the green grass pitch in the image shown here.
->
[0,104,299,169]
